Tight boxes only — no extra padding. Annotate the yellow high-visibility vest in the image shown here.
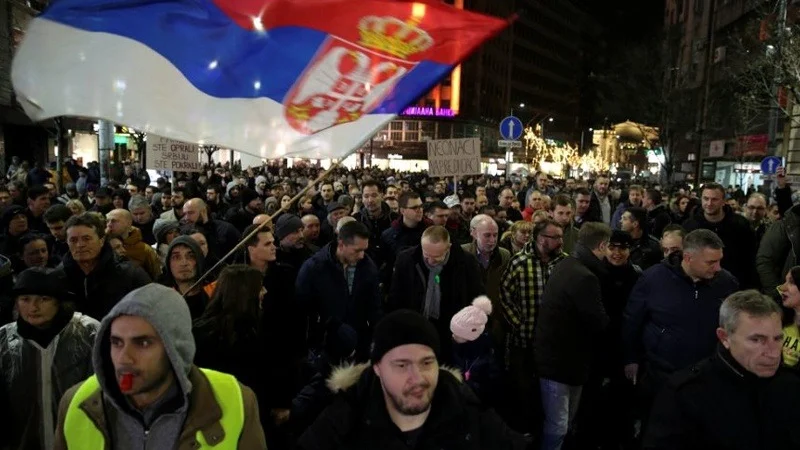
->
[63,368,244,449]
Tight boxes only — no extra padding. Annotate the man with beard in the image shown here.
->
[499,219,568,432]
[298,310,528,450]
[585,175,615,226]
[274,214,314,269]
[159,186,187,223]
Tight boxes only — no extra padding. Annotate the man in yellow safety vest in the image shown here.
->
[53,283,266,449]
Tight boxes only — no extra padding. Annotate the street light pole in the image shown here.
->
[580,127,594,153]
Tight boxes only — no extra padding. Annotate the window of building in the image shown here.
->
[404,121,420,141]
[453,124,466,139]
[421,122,435,141]
[438,123,452,139]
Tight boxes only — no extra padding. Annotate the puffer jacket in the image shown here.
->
[297,363,529,450]
[0,312,99,450]
[622,256,739,373]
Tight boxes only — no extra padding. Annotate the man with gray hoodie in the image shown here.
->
[53,283,266,449]
[161,235,212,319]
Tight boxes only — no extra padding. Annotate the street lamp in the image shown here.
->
[581,127,594,152]
[540,117,553,139]
[519,103,525,108]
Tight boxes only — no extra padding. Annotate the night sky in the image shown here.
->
[578,0,666,43]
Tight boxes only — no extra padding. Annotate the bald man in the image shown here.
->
[180,197,241,261]
[105,209,161,279]
[182,198,211,226]
[253,214,273,227]
[301,214,322,249]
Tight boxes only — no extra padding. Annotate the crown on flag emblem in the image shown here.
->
[357,15,433,59]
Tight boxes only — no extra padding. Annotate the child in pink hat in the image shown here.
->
[450,296,501,404]
[451,296,493,343]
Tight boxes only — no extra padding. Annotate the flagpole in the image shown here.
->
[181,134,376,297]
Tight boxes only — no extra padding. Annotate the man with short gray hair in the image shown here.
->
[644,290,800,449]
[128,195,156,245]
[462,214,510,347]
[622,229,738,436]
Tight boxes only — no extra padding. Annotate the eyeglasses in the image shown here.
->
[539,234,563,241]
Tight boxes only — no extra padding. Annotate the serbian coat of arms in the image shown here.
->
[284,14,434,135]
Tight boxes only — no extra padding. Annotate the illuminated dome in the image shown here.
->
[613,120,659,144]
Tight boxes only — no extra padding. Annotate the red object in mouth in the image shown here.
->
[120,373,133,392]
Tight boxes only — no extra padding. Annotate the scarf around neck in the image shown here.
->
[422,250,450,320]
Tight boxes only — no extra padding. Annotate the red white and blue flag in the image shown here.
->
[12,0,509,159]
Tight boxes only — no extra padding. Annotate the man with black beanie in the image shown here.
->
[298,310,529,450]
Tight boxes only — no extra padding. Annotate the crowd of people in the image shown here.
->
[1,155,799,449]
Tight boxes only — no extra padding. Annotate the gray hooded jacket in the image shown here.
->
[92,283,196,450]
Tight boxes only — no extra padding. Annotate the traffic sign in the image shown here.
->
[760,156,782,174]
[498,140,522,148]
[500,116,523,141]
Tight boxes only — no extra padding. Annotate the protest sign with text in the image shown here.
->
[427,137,481,177]
[146,135,203,172]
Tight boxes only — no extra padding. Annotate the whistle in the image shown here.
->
[120,373,133,392]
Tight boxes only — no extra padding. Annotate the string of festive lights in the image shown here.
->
[523,125,610,174]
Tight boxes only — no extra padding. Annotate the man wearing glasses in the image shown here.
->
[744,192,769,246]
[499,218,568,432]
[381,191,429,291]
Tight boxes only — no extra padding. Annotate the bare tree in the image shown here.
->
[730,3,800,130]
[202,145,220,165]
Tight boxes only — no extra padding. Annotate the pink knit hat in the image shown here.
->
[450,296,493,342]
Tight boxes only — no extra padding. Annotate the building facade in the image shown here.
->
[664,0,796,187]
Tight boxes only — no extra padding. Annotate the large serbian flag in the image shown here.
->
[11,0,509,159]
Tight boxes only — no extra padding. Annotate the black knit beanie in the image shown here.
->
[370,309,441,363]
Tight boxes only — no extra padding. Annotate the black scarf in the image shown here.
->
[16,306,73,348]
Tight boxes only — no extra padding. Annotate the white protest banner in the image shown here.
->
[427,137,481,177]
[146,135,203,172]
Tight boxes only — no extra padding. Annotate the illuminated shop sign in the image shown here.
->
[401,106,456,117]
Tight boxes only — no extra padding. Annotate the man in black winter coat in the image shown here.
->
[683,182,757,288]
[534,222,611,450]
[296,221,383,358]
[644,290,800,449]
[297,310,529,450]
[58,212,150,321]
[388,225,485,362]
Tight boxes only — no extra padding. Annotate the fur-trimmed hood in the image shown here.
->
[327,362,463,393]
[297,360,531,450]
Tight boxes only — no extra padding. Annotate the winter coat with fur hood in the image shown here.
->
[297,363,529,450]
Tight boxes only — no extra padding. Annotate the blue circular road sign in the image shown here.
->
[761,156,782,175]
[500,116,523,141]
